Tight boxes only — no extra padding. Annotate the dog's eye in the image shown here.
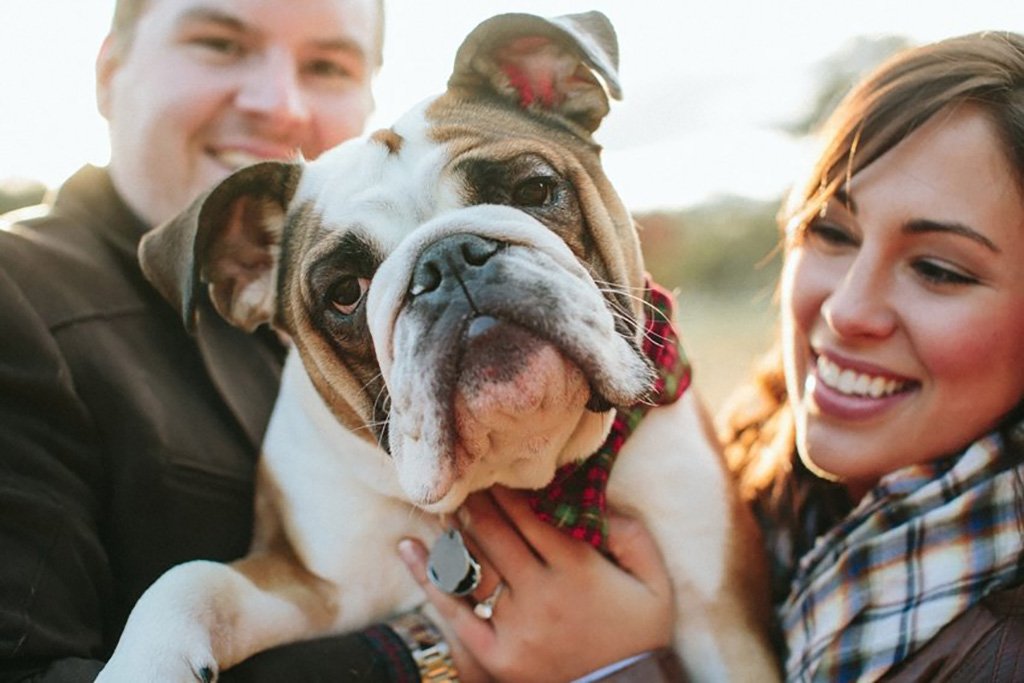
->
[512,177,555,207]
[328,277,370,316]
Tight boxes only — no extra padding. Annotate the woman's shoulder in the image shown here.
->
[884,582,1024,682]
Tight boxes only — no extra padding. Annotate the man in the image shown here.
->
[0,1,416,679]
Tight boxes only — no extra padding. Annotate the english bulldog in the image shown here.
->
[99,11,777,682]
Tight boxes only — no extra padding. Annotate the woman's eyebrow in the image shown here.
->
[904,219,1001,253]
[835,187,1001,254]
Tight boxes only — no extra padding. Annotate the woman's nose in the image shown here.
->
[820,252,898,340]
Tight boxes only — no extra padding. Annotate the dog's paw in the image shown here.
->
[96,654,219,683]
[195,663,218,683]
[96,637,220,683]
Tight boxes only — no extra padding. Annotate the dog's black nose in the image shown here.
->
[409,234,501,297]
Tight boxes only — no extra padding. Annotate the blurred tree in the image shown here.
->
[634,33,913,297]
[785,34,912,135]
[636,195,782,295]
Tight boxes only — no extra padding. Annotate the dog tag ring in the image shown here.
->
[428,528,482,596]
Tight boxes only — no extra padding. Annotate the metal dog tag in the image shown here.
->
[427,528,482,596]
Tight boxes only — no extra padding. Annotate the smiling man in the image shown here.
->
[0,1,393,680]
[100,0,380,226]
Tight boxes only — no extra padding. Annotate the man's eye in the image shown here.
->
[191,36,245,58]
[305,59,354,79]
[511,177,556,207]
[328,277,370,316]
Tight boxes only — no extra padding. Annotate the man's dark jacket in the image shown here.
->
[0,167,394,682]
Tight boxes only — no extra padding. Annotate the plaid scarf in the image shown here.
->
[781,430,1024,682]
[526,280,691,549]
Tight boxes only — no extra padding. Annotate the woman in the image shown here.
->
[723,28,1024,682]
[400,30,1024,682]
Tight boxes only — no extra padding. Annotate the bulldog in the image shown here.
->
[98,11,777,682]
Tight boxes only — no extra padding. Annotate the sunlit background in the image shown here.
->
[1,1,1018,409]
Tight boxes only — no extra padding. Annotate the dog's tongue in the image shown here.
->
[454,317,590,442]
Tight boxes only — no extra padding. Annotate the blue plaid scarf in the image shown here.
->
[781,430,1024,682]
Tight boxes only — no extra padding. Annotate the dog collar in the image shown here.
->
[526,279,691,549]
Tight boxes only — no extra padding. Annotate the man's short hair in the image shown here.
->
[109,0,385,66]
[108,0,146,52]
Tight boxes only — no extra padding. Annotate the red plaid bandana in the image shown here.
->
[527,280,691,549]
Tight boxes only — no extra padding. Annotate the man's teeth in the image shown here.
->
[216,150,282,170]
[816,356,906,398]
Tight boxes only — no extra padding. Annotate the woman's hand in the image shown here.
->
[399,487,675,682]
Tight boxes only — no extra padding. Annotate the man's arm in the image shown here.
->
[0,267,111,681]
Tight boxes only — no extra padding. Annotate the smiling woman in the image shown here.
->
[719,30,1024,682]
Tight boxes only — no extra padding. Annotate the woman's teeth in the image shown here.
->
[816,356,907,398]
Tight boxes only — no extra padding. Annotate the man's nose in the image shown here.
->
[820,252,898,340]
[235,49,311,127]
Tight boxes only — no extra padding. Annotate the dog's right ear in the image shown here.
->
[139,161,303,333]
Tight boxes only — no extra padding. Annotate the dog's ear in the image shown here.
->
[448,11,621,133]
[139,160,302,332]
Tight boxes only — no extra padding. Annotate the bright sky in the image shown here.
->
[0,1,1018,210]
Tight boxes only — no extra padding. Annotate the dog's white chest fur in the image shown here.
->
[260,351,439,622]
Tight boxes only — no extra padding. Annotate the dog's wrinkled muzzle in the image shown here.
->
[365,205,651,508]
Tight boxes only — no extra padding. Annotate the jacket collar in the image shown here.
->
[57,165,284,452]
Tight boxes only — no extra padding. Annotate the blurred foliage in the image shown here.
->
[636,195,783,295]
[638,33,911,296]
[785,34,913,135]
[634,198,783,411]
[0,178,47,215]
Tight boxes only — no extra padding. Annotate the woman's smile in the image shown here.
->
[812,353,913,399]
[807,352,917,422]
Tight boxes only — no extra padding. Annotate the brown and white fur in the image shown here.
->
[98,12,777,682]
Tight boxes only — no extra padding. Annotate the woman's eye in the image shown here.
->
[913,260,978,286]
[328,277,370,316]
[511,177,555,207]
[807,221,856,247]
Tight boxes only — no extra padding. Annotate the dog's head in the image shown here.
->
[141,12,655,512]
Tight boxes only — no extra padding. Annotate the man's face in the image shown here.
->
[98,0,378,226]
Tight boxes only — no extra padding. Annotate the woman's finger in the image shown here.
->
[489,485,592,563]
[460,491,544,581]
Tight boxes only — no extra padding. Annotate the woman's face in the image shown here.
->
[782,105,1024,495]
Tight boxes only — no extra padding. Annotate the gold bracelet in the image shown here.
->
[387,609,461,682]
